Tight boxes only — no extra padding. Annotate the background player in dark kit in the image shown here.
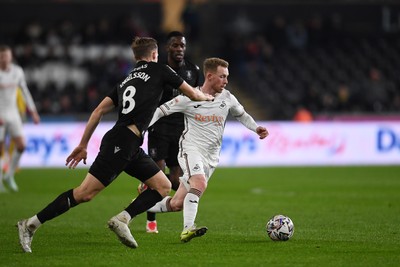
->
[143,31,201,233]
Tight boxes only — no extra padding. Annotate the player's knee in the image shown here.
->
[73,188,97,203]
[80,194,95,203]
[73,194,91,203]
[191,177,207,192]
[157,179,171,197]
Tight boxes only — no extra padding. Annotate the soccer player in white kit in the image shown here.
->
[0,45,40,192]
[147,57,268,242]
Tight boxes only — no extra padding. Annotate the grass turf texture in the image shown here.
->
[1,166,399,267]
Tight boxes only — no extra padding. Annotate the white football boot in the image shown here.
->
[108,216,138,248]
[17,219,35,253]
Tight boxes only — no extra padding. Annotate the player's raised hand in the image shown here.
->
[256,126,269,139]
[66,146,87,169]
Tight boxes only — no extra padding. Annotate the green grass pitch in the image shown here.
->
[1,166,399,266]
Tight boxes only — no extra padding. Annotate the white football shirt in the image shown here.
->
[151,88,257,167]
[0,63,36,115]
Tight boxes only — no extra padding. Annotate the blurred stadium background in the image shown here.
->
[1,0,400,166]
[1,2,400,265]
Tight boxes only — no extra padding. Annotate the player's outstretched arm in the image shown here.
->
[148,108,165,128]
[179,81,214,101]
[66,97,115,169]
[235,111,269,139]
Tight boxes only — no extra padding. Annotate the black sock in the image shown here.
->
[166,174,179,191]
[147,211,156,221]
[171,181,179,191]
[37,189,78,223]
[125,189,163,218]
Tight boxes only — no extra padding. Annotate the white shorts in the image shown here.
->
[0,112,24,141]
[178,149,216,191]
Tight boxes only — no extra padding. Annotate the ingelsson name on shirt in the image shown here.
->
[120,72,150,87]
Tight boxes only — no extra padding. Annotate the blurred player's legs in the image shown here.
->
[4,136,24,192]
[4,174,18,192]
[0,152,7,192]
[0,140,8,192]
[0,177,7,193]
[0,183,6,193]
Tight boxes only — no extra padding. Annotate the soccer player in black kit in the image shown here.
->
[16,37,213,253]
[141,31,201,233]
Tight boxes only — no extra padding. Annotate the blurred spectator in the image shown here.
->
[266,15,287,48]
[231,11,257,36]
[293,107,313,122]
[363,67,395,112]
[336,83,352,112]
[286,20,308,49]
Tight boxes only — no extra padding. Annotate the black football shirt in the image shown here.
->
[107,61,184,134]
[152,60,200,134]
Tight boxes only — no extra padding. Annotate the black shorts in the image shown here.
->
[148,130,181,167]
[89,126,160,187]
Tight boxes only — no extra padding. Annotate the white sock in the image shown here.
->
[7,149,22,178]
[147,196,172,213]
[183,192,200,230]
[27,215,41,232]
[116,210,131,224]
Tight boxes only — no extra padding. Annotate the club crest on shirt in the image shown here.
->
[185,70,193,80]
[219,101,226,109]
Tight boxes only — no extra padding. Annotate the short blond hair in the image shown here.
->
[203,57,229,76]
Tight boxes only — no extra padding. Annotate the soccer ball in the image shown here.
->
[266,214,294,241]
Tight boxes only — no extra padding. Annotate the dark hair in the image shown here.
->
[166,31,184,42]
[131,37,158,60]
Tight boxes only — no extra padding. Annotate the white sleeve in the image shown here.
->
[148,95,188,127]
[148,108,164,127]
[229,93,258,132]
[18,67,37,112]
[235,111,258,132]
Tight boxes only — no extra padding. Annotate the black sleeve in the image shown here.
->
[163,65,184,89]
[107,85,119,106]
[194,64,201,87]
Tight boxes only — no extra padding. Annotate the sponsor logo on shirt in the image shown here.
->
[194,113,224,126]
